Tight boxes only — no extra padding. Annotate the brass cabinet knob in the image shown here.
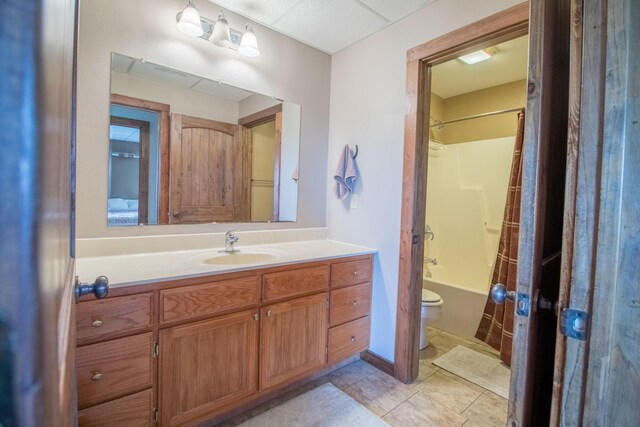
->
[266,309,272,318]
[253,313,259,321]
[353,271,359,276]
[352,300,358,306]
[91,372,103,381]
[92,319,103,328]
[350,336,356,342]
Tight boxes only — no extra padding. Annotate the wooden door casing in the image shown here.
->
[260,293,329,390]
[158,309,259,426]
[395,2,529,384]
[169,114,246,223]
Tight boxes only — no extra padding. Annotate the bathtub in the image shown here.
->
[423,265,490,340]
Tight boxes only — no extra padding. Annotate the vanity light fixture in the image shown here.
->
[239,24,260,57]
[175,2,260,57]
[176,0,204,37]
[458,47,497,65]
[210,11,232,48]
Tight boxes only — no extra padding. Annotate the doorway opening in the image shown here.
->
[422,34,528,362]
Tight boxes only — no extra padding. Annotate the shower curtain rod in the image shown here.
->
[430,107,524,128]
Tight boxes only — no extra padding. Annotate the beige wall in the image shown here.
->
[326,0,524,361]
[440,80,526,144]
[251,121,276,222]
[77,0,331,237]
[111,72,240,124]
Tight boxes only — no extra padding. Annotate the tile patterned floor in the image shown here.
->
[216,327,508,427]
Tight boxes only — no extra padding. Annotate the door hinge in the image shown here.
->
[412,234,419,245]
[153,341,160,358]
[326,299,329,309]
[560,307,589,341]
[325,346,328,355]
[153,408,159,424]
[515,292,530,317]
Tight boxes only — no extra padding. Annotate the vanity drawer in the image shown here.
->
[328,316,370,364]
[331,259,372,288]
[77,332,154,409]
[263,266,329,302]
[77,293,153,345]
[161,276,260,323]
[330,283,372,326]
[78,389,153,427]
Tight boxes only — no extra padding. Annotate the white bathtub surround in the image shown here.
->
[76,235,375,287]
[424,276,488,339]
[425,137,515,294]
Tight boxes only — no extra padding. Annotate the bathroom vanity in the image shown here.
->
[75,244,373,426]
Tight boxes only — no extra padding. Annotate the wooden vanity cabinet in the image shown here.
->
[159,310,259,426]
[260,292,329,390]
[76,254,373,427]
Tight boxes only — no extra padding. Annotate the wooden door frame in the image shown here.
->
[394,2,530,383]
[109,116,151,224]
[110,94,171,223]
[239,104,283,222]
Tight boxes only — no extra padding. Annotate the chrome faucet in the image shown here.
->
[424,256,438,265]
[223,231,239,253]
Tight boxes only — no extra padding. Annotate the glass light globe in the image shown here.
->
[177,1,203,37]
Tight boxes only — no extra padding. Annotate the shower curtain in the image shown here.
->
[475,108,525,366]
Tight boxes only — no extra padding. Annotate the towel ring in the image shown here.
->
[352,145,359,159]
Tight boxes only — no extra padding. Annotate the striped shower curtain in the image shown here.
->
[475,108,526,366]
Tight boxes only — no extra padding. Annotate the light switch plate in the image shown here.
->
[350,194,358,209]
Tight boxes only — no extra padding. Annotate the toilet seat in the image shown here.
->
[421,289,443,307]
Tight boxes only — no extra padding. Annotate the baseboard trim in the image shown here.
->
[360,350,394,376]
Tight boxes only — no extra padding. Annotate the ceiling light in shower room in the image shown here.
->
[458,47,497,64]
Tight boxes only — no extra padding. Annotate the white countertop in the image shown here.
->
[76,239,376,287]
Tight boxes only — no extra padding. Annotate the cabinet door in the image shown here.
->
[159,310,258,426]
[260,293,328,390]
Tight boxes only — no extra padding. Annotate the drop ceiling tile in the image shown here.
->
[209,0,300,25]
[129,60,202,89]
[111,53,134,73]
[357,0,431,21]
[273,0,388,53]
[190,79,254,101]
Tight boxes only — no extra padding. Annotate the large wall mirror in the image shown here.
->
[108,53,301,226]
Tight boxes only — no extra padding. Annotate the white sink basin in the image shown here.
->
[187,248,287,266]
[202,252,280,265]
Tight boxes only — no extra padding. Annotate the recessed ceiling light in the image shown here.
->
[459,47,497,65]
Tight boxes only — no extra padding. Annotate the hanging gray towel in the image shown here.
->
[333,144,357,200]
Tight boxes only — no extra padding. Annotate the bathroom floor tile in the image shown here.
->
[429,329,478,352]
[326,359,378,387]
[351,369,417,412]
[385,392,468,426]
[339,385,389,418]
[420,344,448,365]
[409,361,440,388]
[461,391,509,427]
[414,370,483,413]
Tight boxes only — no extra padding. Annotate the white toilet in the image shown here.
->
[420,289,444,349]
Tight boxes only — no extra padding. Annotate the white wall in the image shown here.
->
[111,72,240,124]
[77,0,331,237]
[327,0,523,361]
